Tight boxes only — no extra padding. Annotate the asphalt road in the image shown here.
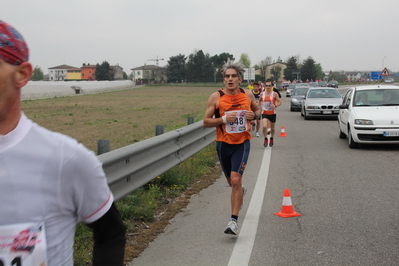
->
[130,86,399,266]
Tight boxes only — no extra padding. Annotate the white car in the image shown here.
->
[338,85,399,148]
[301,87,342,120]
[384,78,395,84]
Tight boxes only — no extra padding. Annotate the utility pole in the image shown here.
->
[147,55,164,66]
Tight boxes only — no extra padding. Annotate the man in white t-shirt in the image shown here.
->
[0,20,126,265]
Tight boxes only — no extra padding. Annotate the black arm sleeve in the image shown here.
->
[86,202,126,266]
[275,88,282,98]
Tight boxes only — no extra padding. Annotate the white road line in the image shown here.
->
[228,147,271,266]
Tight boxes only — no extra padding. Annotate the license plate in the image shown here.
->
[383,131,399,137]
[323,111,332,114]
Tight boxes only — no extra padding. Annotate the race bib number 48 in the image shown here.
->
[0,223,47,266]
[225,110,248,133]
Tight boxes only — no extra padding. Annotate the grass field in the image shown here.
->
[22,85,221,152]
[21,84,223,265]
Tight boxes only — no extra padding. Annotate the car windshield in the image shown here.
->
[354,89,399,106]
[293,88,309,95]
[307,89,341,98]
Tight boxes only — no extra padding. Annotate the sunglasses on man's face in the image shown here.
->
[265,85,272,87]
[224,74,238,78]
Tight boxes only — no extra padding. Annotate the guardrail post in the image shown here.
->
[97,139,110,155]
[187,116,194,125]
[155,125,164,136]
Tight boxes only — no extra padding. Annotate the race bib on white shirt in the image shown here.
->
[0,223,47,266]
[263,101,273,111]
[225,110,248,133]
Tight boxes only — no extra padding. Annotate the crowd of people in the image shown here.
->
[246,79,282,147]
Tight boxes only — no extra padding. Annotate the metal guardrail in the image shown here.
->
[98,121,216,201]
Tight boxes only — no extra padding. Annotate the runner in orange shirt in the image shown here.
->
[204,59,260,235]
[259,79,282,147]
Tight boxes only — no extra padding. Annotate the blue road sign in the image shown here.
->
[370,71,382,80]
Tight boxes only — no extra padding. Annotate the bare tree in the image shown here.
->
[258,56,272,80]
[270,65,282,81]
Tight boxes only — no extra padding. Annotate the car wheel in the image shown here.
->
[301,107,304,117]
[348,126,358,148]
[290,105,294,111]
[338,121,346,139]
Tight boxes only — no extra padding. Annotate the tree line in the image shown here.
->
[166,51,326,83]
[166,51,235,83]
[29,53,327,83]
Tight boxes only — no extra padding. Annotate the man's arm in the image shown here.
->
[87,203,126,266]
[203,92,222,127]
[274,92,282,107]
[258,92,263,109]
[203,92,236,127]
[245,90,261,120]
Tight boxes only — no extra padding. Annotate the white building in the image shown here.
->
[131,64,166,84]
[48,64,77,81]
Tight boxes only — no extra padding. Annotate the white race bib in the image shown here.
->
[263,102,272,111]
[225,110,248,133]
[0,223,47,266]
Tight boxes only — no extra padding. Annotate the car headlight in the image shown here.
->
[306,106,320,109]
[291,98,298,102]
[355,119,374,125]
[333,106,340,109]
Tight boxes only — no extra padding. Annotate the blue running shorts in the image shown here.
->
[216,139,250,177]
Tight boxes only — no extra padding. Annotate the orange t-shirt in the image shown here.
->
[215,88,252,144]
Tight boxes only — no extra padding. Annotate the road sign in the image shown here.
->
[244,68,255,81]
[370,71,382,80]
[381,67,390,76]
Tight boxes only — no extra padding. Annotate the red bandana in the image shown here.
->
[0,20,29,65]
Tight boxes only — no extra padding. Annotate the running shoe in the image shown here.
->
[269,138,274,147]
[224,218,239,235]
[255,132,260,137]
[264,138,268,147]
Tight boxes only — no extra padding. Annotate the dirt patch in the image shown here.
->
[123,163,222,265]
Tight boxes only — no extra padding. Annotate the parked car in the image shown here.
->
[338,85,399,148]
[286,83,309,97]
[327,80,339,88]
[317,81,328,87]
[301,87,342,120]
[286,84,295,97]
[384,78,395,84]
[290,86,309,111]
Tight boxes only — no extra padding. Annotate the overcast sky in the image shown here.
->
[2,0,399,74]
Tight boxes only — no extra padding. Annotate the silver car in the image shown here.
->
[290,86,309,111]
[286,83,309,97]
[301,87,342,120]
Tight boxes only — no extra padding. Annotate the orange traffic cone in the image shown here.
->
[279,126,287,137]
[274,189,301,218]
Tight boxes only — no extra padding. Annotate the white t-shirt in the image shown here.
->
[0,113,113,265]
